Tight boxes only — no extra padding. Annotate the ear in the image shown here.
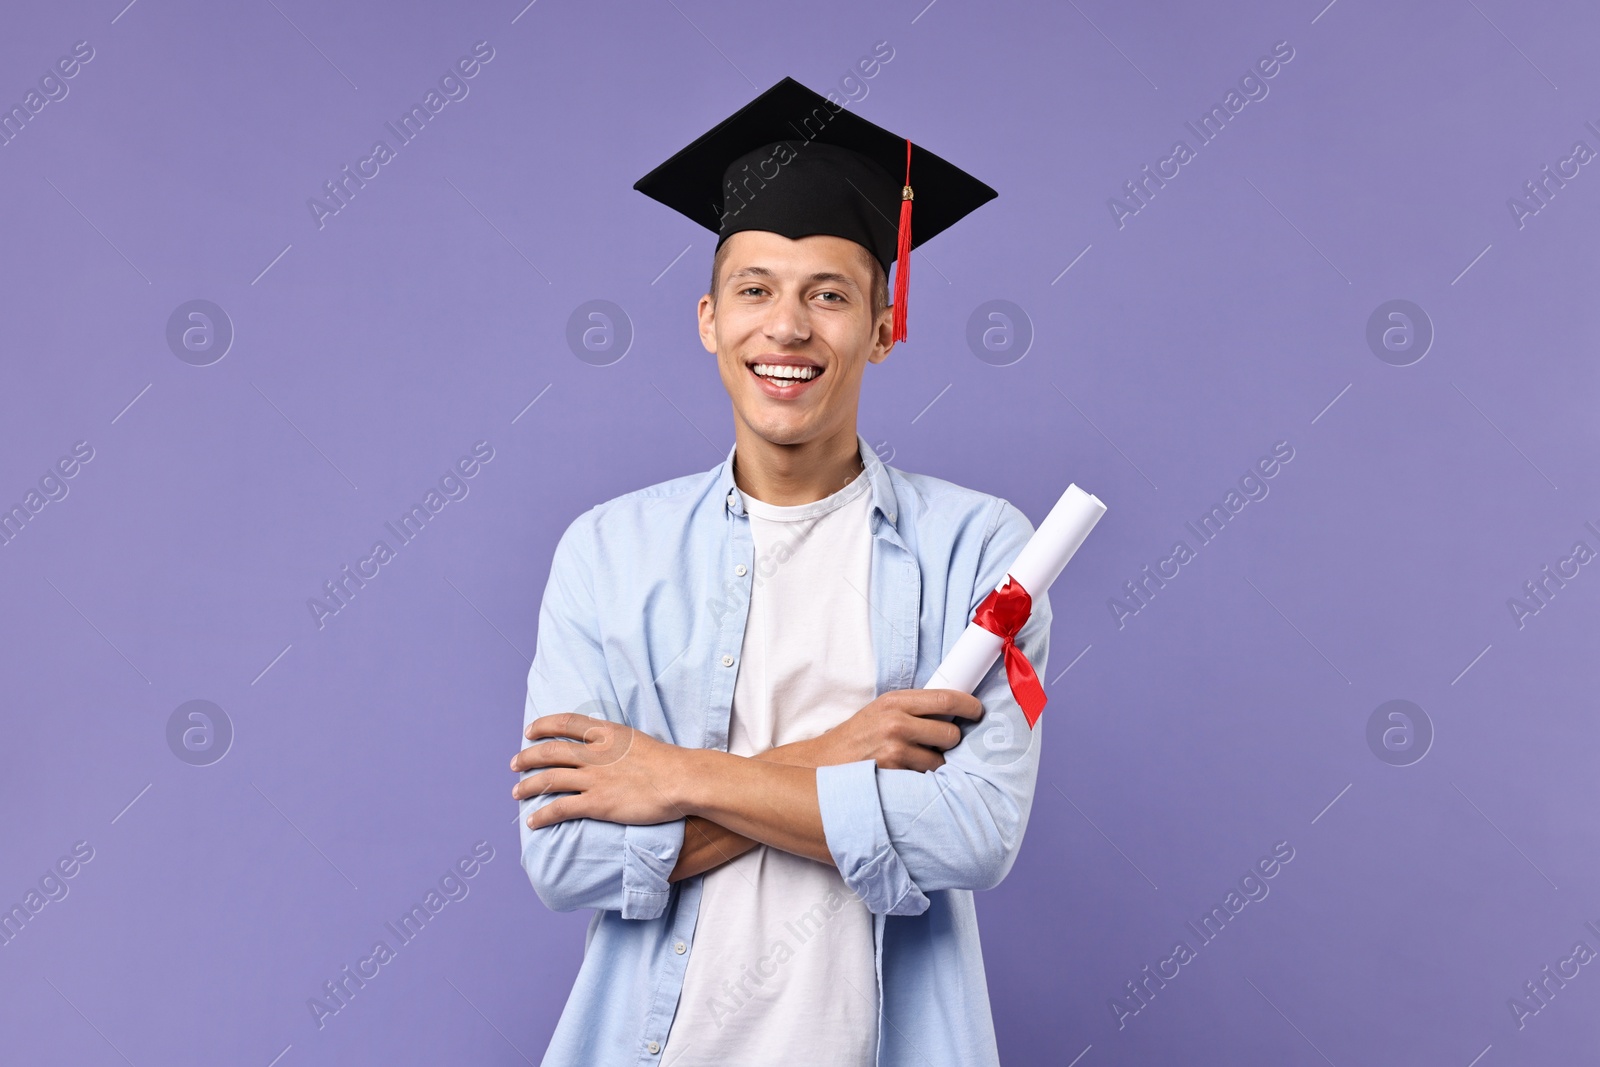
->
[867,303,895,364]
[697,293,717,355]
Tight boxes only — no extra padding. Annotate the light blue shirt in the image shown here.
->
[518,431,1051,1066]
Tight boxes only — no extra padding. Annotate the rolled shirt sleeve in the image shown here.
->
[518,512,685,920]
[816,498,1049,915]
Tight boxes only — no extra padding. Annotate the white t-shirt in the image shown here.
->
[662,463,880,1067]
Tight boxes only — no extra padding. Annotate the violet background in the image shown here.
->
[1,0,1596,1064]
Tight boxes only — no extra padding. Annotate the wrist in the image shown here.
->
[675,747,727,817]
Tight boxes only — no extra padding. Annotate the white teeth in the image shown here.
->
[751,363,818,381]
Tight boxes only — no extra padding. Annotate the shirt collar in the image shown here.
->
[717,431,898,527]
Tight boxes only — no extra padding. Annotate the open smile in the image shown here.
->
[747,360,824,399]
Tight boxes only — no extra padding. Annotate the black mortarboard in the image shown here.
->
[633,76,997,343]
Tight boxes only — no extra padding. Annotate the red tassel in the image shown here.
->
[891,138,913,344]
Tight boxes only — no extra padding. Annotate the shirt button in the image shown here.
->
[648,1040,661,1054]
[721,654,734,667]
[735,564,747,576]
[675,940,687,954]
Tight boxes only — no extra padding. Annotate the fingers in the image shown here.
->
[901,716,964,753]
[522,714,635,769]
[525,712,610,742]
[525,793,586,830]
[899,688,984,721]
[881,743,944,773]
[510,738,588,773]
[513,767,584,802]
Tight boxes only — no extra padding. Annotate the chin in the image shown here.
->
[740,411,813,445]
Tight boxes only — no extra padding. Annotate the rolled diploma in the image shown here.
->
[923,484,1107,693]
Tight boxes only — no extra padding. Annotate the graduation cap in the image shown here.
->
[633,75,997,343]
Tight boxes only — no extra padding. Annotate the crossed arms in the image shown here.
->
[513,500,1048,920]
[510,688,984,880]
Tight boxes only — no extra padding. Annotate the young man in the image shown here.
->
[510,77,1050,1066]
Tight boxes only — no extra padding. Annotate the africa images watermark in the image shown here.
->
[695,882,866,1037]
[307,441,495,630]
[1109,840,1296,1030]
[307,40,497,230]
[0,39,95,149]
[0,840,96,949]
[1505,517,1600,630]
[1107,39,1296,230]
[706,501,830,627]
[1507,917,1600,1031]
[306,840,494,1030]
[716,40,896,231]
[1506,118,1600,231]
[0,440,96,549]
[1107,440,1296,629]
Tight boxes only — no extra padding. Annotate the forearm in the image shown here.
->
[668,737,840,881]
[677,748,832,865]
[671,816,755,882]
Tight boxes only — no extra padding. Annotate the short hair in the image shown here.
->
[709,238,888,320]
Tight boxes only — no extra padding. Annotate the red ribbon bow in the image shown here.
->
[971,575,1048,728]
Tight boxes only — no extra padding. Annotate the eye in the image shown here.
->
[738,286,766,297]
[816,291,845,303]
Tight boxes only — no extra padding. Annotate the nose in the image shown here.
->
[762,291,810,345]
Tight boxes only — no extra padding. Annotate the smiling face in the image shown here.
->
[698,229,893,451]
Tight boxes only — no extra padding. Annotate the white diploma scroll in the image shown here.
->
[923,484,1107,695]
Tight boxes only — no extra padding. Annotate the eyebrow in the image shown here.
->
[726,266,862,292]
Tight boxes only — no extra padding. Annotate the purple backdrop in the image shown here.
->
[2,0,1596,1063]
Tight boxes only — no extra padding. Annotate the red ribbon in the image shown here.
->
[971,575,1047,728]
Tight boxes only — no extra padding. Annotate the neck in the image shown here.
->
[731,425,864,506]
